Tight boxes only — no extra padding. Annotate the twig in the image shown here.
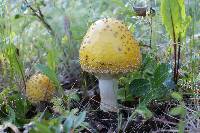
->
[133,7,148,17]
[24,0,55,36]
[133,7,156,17]
[139,43,151,48]
[153,129,182,133]
[153,117,177,126]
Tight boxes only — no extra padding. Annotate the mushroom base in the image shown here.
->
[98,77,118,112]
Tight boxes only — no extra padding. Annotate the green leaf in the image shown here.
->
[142,54,157,76]
[74,111,86,128]
[171,92,183,101]
[8,106,16,123]
[117,87,133,101]
[47,49,58,72]
[4,44,25,84]
[129,79,151,97]
[178,120,185,133]
[161,0,191,41]
[34,122,53,133]
[8,92,30,125]
[152,63,169,88]
[134,105,153,119]
[63,114,73,133]
[14,14,21,19]
[142,85,169,104]
[169,106,185,116]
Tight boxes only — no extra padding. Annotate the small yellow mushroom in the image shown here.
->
[26,73,55,103]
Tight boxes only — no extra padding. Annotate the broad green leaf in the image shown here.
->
[129,79,150,97]
[161,0,191,42]
[8,106,16,123]
[142,54,157,75]
[152,63,169,88]
[142,85,169,104]
[117,87,133,101]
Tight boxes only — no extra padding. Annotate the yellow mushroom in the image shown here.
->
[26,73,55,103]
[79,18,142,112]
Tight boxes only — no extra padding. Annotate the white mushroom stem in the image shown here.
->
[98,77,118,112]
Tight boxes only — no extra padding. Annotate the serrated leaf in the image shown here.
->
[129,79,150,97]
[117,88,133,101]
[142,84,169,105]
[152,63,169,88]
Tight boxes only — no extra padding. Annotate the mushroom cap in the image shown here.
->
[26,73,55,103]
[79,18,141,75]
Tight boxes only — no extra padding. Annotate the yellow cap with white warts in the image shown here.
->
[26,73,55,103]
[79,18,141,75]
